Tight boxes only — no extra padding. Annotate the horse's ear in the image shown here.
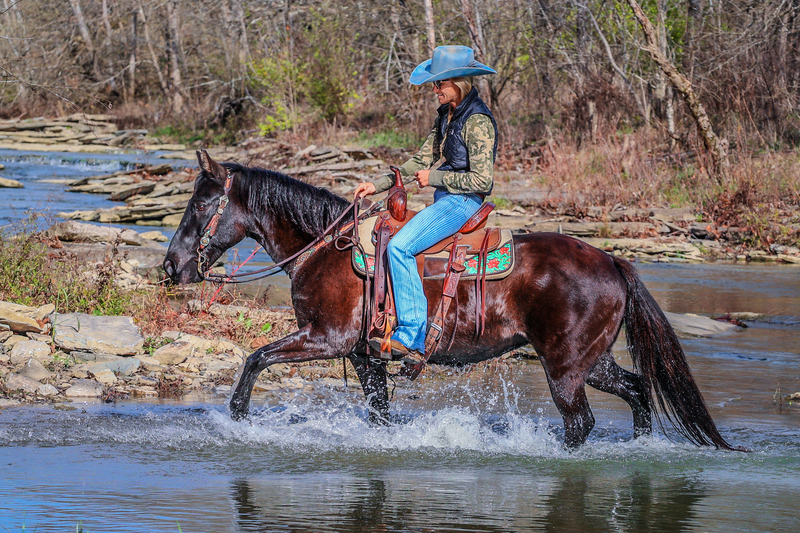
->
[196,150,226,183]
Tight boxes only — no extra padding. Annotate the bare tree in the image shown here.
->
[626,0,729,180]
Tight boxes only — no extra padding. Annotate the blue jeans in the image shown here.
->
[387,192,482,353]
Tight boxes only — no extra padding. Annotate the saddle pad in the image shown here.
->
[352,228,515,281]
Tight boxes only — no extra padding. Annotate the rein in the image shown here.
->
[196,169,380,284]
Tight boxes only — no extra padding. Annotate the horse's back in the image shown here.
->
[507,231,628,343]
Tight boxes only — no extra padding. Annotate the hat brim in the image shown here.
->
[409,60,497,86]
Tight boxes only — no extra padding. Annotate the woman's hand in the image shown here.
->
[414,170,430,188]
[353,182,377,199]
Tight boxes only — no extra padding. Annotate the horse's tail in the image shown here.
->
[612,257,743,451]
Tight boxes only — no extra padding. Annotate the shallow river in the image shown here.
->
[1,150,799,532]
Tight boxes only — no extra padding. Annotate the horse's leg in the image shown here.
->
[349,355,390,425]
[586,351,652,438]
[230,325,341,420]
[539,363,596,449]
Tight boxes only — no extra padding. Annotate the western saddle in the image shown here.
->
[367,167,499,379]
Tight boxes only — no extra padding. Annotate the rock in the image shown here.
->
[0,176,23,188]
[64,379,104,397]
[90,368,117,385]
[91,357,140,376]
[21,357,52,381]
[152,341,193,365]
[280,376,306,389]
[137,356,166,372]
[664,312,738,338]
[4,335,29,349]
[139,230,168,242]
[132,386,158,397]
[0,307,43,334]
[0,398,20,408]
[10,340,50,364]
[45,221,147,246]
[153,333,245,364]
[5,373,43,393]
[268,363,292,377]
[777,254,800,264]
[52,313,144,355]
[38,384,59,396]
[205,360,236,373]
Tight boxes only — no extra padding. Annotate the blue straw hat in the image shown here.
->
[408,45,496,85]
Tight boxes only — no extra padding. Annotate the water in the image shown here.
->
[0,149,292,301]
[1,150,800,531]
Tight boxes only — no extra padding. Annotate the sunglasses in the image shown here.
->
[433,80,446,90]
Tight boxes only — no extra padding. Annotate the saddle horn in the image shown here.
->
[387,165,408,221]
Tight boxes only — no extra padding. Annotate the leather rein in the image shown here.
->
[195,168,380,284]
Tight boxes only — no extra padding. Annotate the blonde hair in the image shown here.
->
[449,77,473,99]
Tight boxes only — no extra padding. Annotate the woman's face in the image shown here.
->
[433,80,461,107]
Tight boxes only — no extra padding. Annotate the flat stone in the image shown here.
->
[664,312,738,338]
[4,335,28,349]
[37,384,59,396]
[137,356,166,372]
[205,360,236,373]
[52,313,144,355]
[45,221,147,246]
[65,379,104,397]
[139,230,168,242]
[78,355,140,376]
[152,341,193,365]
[0,307,42,334]
[0,398,21,408]
[153,333,245,365]
[21,357,52,381]
[132,386,158,397]
[0,176,23,188]
[90,368,117,385]
[10,340,50,364]
[5,373,42,393]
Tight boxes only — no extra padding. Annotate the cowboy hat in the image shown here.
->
[409,45,496,85]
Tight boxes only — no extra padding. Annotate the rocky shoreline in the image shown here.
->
[0,294,779,409]
[2,136,800,407]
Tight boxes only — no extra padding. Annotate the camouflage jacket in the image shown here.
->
[371,114,495,195]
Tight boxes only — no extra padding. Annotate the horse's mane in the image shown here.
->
[225,162,350,237]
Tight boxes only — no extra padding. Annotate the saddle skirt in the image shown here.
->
[352,210,515,280]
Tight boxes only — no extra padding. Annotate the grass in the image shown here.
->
[0,215,133,315]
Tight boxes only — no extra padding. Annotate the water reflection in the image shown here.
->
[229,469,707,533]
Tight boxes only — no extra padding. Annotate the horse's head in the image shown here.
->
[163,150,248,284]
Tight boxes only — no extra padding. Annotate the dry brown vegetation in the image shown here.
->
[2,0,799,221]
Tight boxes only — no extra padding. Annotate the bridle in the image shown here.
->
[194,167,382,284]
[196,169,234,276]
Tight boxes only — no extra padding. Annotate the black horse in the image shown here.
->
[163,151,740,450]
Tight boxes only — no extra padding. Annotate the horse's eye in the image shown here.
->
[195,202,207,212]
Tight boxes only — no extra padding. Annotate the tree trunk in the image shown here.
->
[459,0,491,106]
[68,0,100,79]
[127,9,138,102]
[424,0,435,57]
[101,0,113,47]
[138,5,169,97]
[625,0,729,181]
[231,0,250,72]
[166,0,185,114]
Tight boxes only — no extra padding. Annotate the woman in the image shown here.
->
[353,45,498,362]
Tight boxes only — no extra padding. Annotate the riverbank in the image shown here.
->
[2,141,800,407]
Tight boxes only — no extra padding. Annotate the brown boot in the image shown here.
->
[368,337,418,358]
